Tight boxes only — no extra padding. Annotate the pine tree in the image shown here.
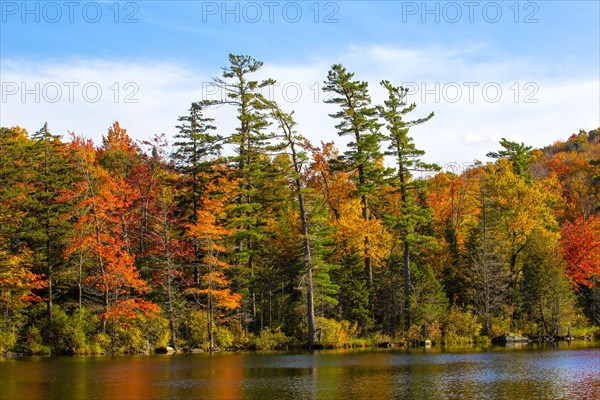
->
[486,138,533,176]
[269,103,318,347]
[173,102,222,224]
[378,80,437,329]
[322,64,383,311]
[173,102,222,286]
[212,54,276,332]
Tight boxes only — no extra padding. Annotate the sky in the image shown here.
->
[1,0,599,167]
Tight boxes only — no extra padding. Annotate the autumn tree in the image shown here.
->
[482,158,558,327]
[65,132,157,334]
[561,215,600,288]
[0,227,46,352]
[427,167,480,305]
[523,229,577,337]
[187,172,241,351]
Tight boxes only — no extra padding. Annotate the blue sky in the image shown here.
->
[1,0,599,165]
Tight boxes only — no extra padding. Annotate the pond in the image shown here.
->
[1,342,599,399]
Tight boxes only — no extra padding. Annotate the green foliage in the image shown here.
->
[486,138,533,176]
[183,309,209,350]
[443,306,483,345]
[0,326,18,354]
[138,313,171,351]
[410,263,448,327]
[44,306,95,355]
[522,230,579,336]
[333,251,373,330]
[213,325,235,349]
[315,316,359,348]
[25,325,51,355]
[251,327,291,350]
[323,64,384,198]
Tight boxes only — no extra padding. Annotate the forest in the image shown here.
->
[1,54,599,355]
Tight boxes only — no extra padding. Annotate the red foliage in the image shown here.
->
[561,215,600,288]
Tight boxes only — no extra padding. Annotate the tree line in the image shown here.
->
[1,54,599,354]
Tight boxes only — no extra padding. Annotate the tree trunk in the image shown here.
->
[208,293,214,352]
[403,241,411,329]
[298,187,315,349]
[46,236,52,321]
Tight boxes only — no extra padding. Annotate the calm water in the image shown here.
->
[1,343,599,400]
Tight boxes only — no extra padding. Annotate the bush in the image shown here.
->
[0,326,18,354]
[137,313,170,352]
[107,325,147,354]
[228,319,250,349]
[315,317,358,348]
[443,306,482,345]
[92,333,111,354]
[214,325,234,349]
[252,327,291,350]
[489,313,513,338]
[183,309,209,351]
[25,325,50,355]
[45,306,95,355]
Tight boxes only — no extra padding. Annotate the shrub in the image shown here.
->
[108,325,147,354]
[45,306,94,355]
[443,306,482,345]
[91,333,110,354]
[137,313,170,351]
[0,326,17,354]
[252,327,290,350]
[183,309,209,351]
[315,317,358,348]
[25,325,50,355]
[228,319,250,349]
[214,325,234,349]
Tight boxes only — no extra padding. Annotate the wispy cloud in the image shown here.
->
[1,44,598,165]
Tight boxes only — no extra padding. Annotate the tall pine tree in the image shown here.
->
[378,81,437,329]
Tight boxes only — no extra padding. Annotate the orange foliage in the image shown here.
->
[187,171,241,313]
[64,132,156,325]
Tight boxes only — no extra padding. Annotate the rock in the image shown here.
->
[4,351,26,358]
[492,333,530,344]
[190,348,204,353]
[155,346,176,354]
[378,342,393,348]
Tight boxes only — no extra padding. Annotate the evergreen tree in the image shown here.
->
[173,102,222,224]
[378,81,437,329]
[173,102,222,286]
[211,54,276,332]
[486,138,533,176]
[322,64,383,315]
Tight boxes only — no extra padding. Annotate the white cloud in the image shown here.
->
[1,45,598,166]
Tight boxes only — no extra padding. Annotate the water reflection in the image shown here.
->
[1,343,599,400]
